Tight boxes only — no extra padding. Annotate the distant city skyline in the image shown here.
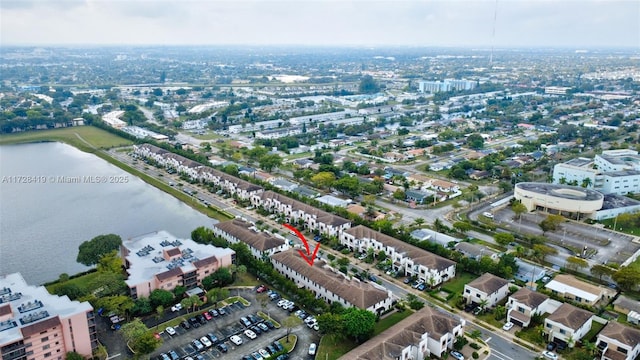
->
[1,0,638,48]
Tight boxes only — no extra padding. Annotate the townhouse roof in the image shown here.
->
[598,321,640,348]
[546,303,593,330]
[260,191,350,227]
[509,287,549,309]
[271,250,389,310]
[341,307,463,359]
[214,219,286,252]
[613,295,640,313]
[21,316,62,338]
[466,273,509,294]
[155,267,183,281]
[545,274,602,303]
[345,225,455,271]
[454,242,499,259]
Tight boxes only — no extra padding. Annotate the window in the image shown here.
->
[475,293,481,298]
[43,345,50,350]
[518,306,525,313]
[616,347,627,354]
[559,329,566,334]
[41,336,49,342]
[44,352,52,358]
[465,289,470,294]
[546,323,551,328]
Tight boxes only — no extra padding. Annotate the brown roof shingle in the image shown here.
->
[467,273,509,294]
[546,303,593,330]
[271,250,389,310]
[510,287,549,309]
[20,316,61,337]
[598,321,640,347]
[155,267,183,281]
[214,219,285,252]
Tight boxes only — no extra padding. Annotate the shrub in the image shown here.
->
[470,343,481,350]
[472,352,479,359]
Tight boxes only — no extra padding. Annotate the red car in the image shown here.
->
[256,285,267,293]
[203,311,212,321]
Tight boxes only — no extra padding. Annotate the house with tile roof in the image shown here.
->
[341,225,456,286]
[506,288,557,327]
[612,295,640,325]
[339,306,465,359]
[212,219,290,259]
[463,273,510,308]
[544,274,615,307]
[544,303,594,348]
[596,321,640,360]
[270,250,392,314]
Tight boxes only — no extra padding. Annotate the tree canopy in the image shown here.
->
[358,75,380,94]
[76,234,122,266]
[341,308,376,342]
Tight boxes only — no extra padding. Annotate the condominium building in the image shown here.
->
[212,218,290,259]
[121,231,235,299]
[271,250,393,314]
[0,273,98,359]
[340,306,466,359]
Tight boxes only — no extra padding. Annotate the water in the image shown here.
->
[0,142,217,285]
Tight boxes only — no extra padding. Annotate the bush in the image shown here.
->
[472,352,479,359]
[470,343,481,350]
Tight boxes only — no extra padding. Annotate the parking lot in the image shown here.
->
[152,288,320,360]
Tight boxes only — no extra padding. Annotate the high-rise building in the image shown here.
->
[0,273,98,360]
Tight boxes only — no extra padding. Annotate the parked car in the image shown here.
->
[502,322,514,331]
[216,343,228,352]
[542,351,558,360]
[168,351,180,360]
[266,345,277,354]
[450,351,465,360]
[196,314,207,325]
[473,307,483,316]
[181,320,191,330]
[546,343,557,351]
[218,307,226,315]
[200,336,212,348]
[171,303,183,312]
[273,341,284,352]
[256,285,267,293]
[251,352,264,360]
[165,326,176,336]
[203,311,212,321]
[258,349,271,359]
[230,335,243,345]
[257,323,269,332]
[483,212,494,218]
[265,321,275,329]
[244,329,257,340]
[308,343,317,356]
[208,309,219,317]
[240,316,252,327]
[207,333,219,344]
[192,339,204,352]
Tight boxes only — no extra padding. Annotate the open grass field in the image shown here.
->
[373,309,413,336]
[316,334,357,360]
[442,272,478,294]
[0,126,133,150]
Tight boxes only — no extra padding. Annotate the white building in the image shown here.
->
[340,225,456,286]
[341,306,465,359]
[463,273,510,308]
[212,219,289,259]
[271,250,393,314]
[506,288,557,328]
[544,303,594,348]
[596,321,640,360]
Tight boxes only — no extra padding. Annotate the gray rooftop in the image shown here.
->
[601,194,640,210]
[0,273,93,345]
[515,182,604,201]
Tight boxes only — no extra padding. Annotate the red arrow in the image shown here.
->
[284,223,319,266]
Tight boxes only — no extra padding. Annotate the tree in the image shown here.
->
[96,250,122,274]
[358,75,380,94]
[342,308,376,343]
[132,297,152,316]
[76,234,122,266]
[413,217,426,228]
[511,201,527,220]
[612,266,640,291]
[565,256,589,271]
[590,264,616,281]
[207,288,229,308]
[532,244,558,263]
[494,305,506,321]
[392,189,406,200]
[155,305,164,330]
[283,314,303,342]
[494,233,515,246]
[310,172,336,189]
[316,313,343,335]
[539,214,564,234]
[405,293,424,310]
[66,352,84,360]
[453,221,472,233]
[466,133,485,150]
[258,153,282,172]
[210,267,233,287]
[149,289,174,308]
[581,177,593,188]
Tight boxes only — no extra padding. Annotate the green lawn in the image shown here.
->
[257,311,281,328]
[316,334,357,360]
[583,321,605,342]
[277,335,297,353]
[373,310,413,336]
[515,324,546,346]
[224,296,251,307]
[46,271,104,295]
[442,272,478,295]
[0,126,133,150]
[233,272,261,287]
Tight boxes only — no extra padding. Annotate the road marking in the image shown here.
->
[491,350,513,360]
[106,354,121,359]
[485,337,492,343]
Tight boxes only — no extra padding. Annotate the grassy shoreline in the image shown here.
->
[0,127,233,222]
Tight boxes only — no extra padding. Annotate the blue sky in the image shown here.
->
[1,0,638,48]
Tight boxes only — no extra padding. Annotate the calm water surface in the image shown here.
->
[0,142,216,285]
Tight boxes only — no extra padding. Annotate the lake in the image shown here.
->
[0,142,217,285]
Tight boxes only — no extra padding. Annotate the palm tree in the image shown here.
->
[413,217,426,228]
[581,177,592,188]
[559,177,567,185]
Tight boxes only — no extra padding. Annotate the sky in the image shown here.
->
[1,0,638,48]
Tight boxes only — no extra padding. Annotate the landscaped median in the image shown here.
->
[276,334,297,353]
[257,311,281,328]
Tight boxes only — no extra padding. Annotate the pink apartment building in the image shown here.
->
[121,231,235,299]
[0,273,97,360]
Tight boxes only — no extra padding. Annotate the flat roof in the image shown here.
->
[516,182,604,201]
[0,273,93,345]
[544,278,599,302]
[601,194,640,210]
[563,158,593,168]
[123,231,235,287]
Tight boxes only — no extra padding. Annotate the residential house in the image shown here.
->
[428,179,460,193]
[455,242,499,261]
[341,225,456,286]
[271,250,393,314]
[544,274,615,307]
[212,219,290,259]
[596,321,640,360]
[121,231,235,299]
[405,189,434,204]
[463,273,510,308]
[340,306,466,360]
[507,288,555,327]
[514,259,546,283]
[293,158,314,168]
[469,170,490,180]
[613,295,640,325]
[544,303,594,348]
[269,178,299,192]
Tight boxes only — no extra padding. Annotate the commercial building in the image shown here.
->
[121,231,235,299]
[340,306,465,359]
[0,273,98,359]
[544,274,615,307]
[514,182,604,218]
[270,250,393,314]
[544,303,594,348]
[341,225,456,286]
[463,273,510,308]
[418,79,476,93]
[212,219,290,259]
[596,321,640,360]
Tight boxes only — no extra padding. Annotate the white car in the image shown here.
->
[450,351,465,360]
[308,343,317,356]
[304,316,316,324]
[277,299,288,307]
[171,303,182,312]
[258,349,271,359]
[483,212,494,219]
[307,319,317,328]
[230,335,243,345]
[244,329,257,340]
[165,326,176,336]
[200,336,212,348]
[502,322,514,331]
[542,351,558,360]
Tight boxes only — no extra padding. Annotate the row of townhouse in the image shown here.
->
[211,218,290,259]
[271,250,393,315]
[341,306,466,359]
[340,225,456,286]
